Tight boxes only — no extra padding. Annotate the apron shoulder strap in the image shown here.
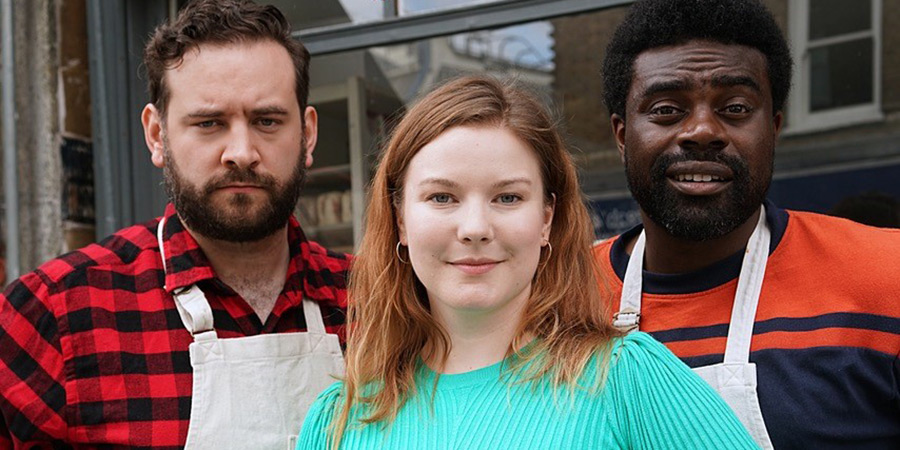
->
[174,285,217,336]
[723,206,770,363]
[301,298,327,334]
[615,231,646,332]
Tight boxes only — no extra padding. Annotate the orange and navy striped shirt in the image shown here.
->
[592,202,900,449]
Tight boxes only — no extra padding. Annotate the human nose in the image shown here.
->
[678,106,728,152]
[457,202,494,244]
[221,124,260,170]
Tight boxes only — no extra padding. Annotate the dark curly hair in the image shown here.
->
[602,0,792,119]
[143,0,309,118]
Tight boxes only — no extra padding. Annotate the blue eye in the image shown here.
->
[429,193,452,204]
[497,194,521,204]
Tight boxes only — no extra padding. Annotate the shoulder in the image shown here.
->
[605,332,701,402]
[605,333,757,448]
[591,235,619,255]
[609,331,682,374]
[302,381,344,425]
[21,220,159,287]
[299,239,351,312]
[606,331,727,417]
[306,381,345,422]
[784,209,900,249]
[311,381,344,408]
[2,220,160,312]
[304,239,352,272]
[780,210,900,276]
[297,382,344,448]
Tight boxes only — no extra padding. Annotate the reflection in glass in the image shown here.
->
[809,38,873,111]
[367,22,555,104]
[266,0,383,29]
[399,0,505,16]
[809,0,870,40]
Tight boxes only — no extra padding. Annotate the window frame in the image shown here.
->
[786,0,883,135]
[297,0,631,55]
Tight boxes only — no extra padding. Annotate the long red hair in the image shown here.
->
[332,76,619,447]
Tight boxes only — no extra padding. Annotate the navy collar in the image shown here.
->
[608,199,789,295]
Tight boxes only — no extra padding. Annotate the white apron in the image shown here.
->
[157,219,345,450]
[613,207,774,449]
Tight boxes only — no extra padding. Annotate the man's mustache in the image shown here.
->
[202,169,279,195]
[651,152,749,179]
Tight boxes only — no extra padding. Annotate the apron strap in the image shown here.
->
[173,285,217,338]
[614,230,646,332]
[157,216,169,276]
[301,298,327,334]
[723,205,770,364]
[157,217,218,340]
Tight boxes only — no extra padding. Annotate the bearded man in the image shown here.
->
[0,1,347,447]
[593,0,900,448]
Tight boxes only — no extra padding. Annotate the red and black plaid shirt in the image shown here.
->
[0,204,349,448]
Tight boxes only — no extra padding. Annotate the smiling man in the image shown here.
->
[0,1,347,448]
[593,0,900,448]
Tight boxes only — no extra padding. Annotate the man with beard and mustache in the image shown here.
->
[593,0,900,449]
[0,1,347,448]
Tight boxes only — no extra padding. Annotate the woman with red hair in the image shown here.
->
[297,76,755,449]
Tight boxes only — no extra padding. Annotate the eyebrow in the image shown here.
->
[492,177,533,189]
[640,79,692,99]
[710,74,761,92]
[185,109,224,119]
[417,177,533,189]
[251,106,289,116]
[184,105,289,119]
[418,178,460,189]
[640,75,761,99]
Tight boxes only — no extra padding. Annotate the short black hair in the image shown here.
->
[602,0,792,119]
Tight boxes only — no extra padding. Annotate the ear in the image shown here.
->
[611,114,626,164]
[396,205,408,246]
[302,106,318,168]
[772,110,784,140]
[142,103,166,168]
[542,193,556,243]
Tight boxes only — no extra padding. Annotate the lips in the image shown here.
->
[220,183,262,189]
[214,180,268,192]
[449,257,502,275]
[665,161,733,196]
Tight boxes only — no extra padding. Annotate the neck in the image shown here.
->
[630,208,761,274]
[427,289,533,375]
[188,224,291,321]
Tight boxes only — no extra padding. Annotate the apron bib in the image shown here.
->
[614,207,774,449]
[157,219,345,449]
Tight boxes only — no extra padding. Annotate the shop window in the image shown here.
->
[787,0,883,133]
[398,0,506,16]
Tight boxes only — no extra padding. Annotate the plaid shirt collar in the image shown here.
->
[158,203,331,302]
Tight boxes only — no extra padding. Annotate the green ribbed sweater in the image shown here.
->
[297,332,757,449]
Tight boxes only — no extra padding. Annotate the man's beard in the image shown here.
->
[625,149,771,241]
[163,139,307,243]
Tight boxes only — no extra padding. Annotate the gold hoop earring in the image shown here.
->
[396,242,409,264]
[540,241,552,265]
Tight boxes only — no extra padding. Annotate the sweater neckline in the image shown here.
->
[418,340,537,390]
